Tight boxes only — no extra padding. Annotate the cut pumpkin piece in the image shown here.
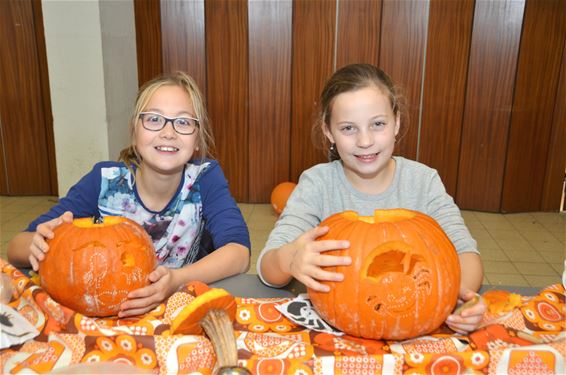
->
[170,283,244,372]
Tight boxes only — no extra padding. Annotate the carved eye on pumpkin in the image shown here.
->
[307,209,461,340]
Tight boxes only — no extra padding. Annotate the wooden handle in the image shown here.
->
[454,295,480,315]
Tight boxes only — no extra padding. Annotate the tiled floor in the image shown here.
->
[1,195,564,288]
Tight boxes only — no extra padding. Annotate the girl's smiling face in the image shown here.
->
[323,86,400,192]
[135,85,199,176]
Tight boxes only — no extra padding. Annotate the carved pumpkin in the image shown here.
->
[307,209,461,340]
[39,216,156,317]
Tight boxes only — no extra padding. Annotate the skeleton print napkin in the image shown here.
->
[0,303,40,349]
[275,294,344,335]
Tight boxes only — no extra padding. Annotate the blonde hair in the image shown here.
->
[312,64,406,161]
[118,71,215,170]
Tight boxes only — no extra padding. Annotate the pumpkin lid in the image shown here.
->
[170,287,236,335]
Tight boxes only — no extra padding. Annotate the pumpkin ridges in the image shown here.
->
[307,209,461,340]
[355,216,377,338]
[406,218,442,335]
[323,212,359,334]
[40,217,156,317]
[333,217,362,337]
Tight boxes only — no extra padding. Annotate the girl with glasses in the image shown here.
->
[8,72,250,317]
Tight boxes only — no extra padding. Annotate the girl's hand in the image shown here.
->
[118,266,179,318]
[445,288,487,334]
[286,226,351,293]
[29,211,74,271]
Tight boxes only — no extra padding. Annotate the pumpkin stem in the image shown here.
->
[200,309,245,373]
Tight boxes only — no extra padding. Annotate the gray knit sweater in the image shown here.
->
[257,156,478,284]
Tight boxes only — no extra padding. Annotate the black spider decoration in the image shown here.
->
[0,311,13,327]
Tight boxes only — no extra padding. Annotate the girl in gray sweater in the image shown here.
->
[258,64,485,334]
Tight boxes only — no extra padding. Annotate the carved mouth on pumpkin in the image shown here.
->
[362,242,432,315]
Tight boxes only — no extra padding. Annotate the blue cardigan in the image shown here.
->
[27,159,250,268]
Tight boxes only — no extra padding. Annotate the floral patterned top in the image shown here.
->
[27,160,250,268]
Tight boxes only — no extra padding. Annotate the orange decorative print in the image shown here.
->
[236,298,295,333]
[1,256,564,375]
[81,335,157,371]
[506,349,559,374]
[9,341,66,373]
[521,285,565,333]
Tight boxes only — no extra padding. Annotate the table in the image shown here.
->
[2,259,563,374]
[212,273,542,297]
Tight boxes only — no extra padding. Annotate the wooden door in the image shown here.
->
[0,0,57,195]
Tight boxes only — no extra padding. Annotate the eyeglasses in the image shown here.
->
[139,112,199,135]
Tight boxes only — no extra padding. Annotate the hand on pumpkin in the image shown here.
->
[285,226,351,293]
[119,265,179,318]
[445,288,486,334]
[29,211,74,271]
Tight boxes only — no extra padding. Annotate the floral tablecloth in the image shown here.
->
[0,258,564,374]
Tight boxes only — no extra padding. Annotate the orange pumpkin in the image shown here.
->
[307,209,461,340]
[39,216,156,317]
[270,182,297,214]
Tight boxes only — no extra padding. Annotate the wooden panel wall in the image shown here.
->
[0,0,56,195]
[133,0,162,86]
[248,0,292,202]
[502,0,566,212]
[379,0,428,160]
[542,41,566,211]
[335,0,381,69]
[134,0,566,212]
[205,0,248,201]
[456,0,525,211]
[290,0,335,182]
[161,0,206,92]
[419,0,474,197]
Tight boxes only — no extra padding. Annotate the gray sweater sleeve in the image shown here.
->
[421,170,478,254]
[256,171,325,285]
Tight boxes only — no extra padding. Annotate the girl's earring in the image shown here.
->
[328,143,339,161]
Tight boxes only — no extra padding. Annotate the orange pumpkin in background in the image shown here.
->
[39,216,156,317]
[307,209,461,340]
[270,182,297,214]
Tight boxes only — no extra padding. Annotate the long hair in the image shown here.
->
[118,71,215,170]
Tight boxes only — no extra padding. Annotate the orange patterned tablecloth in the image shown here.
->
[0,258,564,374]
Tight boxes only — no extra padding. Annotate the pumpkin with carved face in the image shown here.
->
[307,209,461,340]
[39,216,156,317]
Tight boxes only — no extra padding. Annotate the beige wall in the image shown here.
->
[42,0,138,196]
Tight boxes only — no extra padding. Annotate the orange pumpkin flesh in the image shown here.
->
[39,216,156,317]
[170,281,239,369]
[170,288,237,335]
[307,209,461,340]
